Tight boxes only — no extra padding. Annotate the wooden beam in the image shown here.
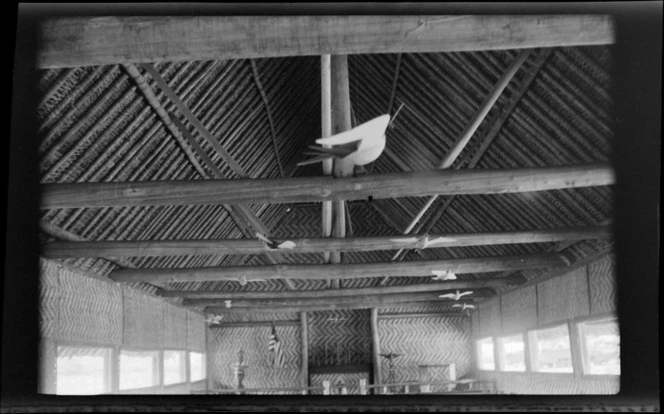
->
[42,226,611,259]
[41,164,615,209]
[38,16,615,68]
[370,308,382,394]
[377,312,467,319]
[309,364,371,375]
[300,312,309,391]
[160,276,523,300]
[108,252,565,283]
[203,300,472,314]
[207,320,299,328]
[321,55,333,263]
[182,291,492,308]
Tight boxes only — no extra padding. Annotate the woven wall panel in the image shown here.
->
[310,372,370,395]
[308,310,372,367]
[39,260,60,340]
[57,265,122,345]
[480,371,619,394]
[537,267,590,325]
[163,304,188,349]
[588,255,617,315]
[478,299,501,337]
[187,310,206,352]
[470,312,480,337]
[501,285,538,333]
[122,286,164,348]
[208,325,301,390]
[378,317,471,385]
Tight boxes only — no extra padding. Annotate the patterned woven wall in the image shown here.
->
[308,310,372,367]
[187,310,206,352]
[478,299,502,337]
[500,285,538,333]
[470,312,480,337]
[537,267,590,325]
[378,316,471,384]
[208,325,301,391]
[122,287,164,348]
[163,304,188,349]
[310,372,370,395]
[588,255,617,315]
[480,371,619,394]
[39,260,60,340]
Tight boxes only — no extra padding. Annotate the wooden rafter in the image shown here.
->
[41,226,611,259]
[38,15,614,68]
[204,301,474,315]
[108,252,567,283]
[41,164,616,209]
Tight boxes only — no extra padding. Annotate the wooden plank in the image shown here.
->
[160,276,523,300]
[377,312,467,319]
[371,308,382,394]
[40,164,615,209]
[43,225,610,259]
[207,320,299,328]
[203,300,472,314]
[182,290,492,308]
[300,312,309,390]
[38,16,615,68]
[109,253,566,283]
[309,363,371,375]
[321,55,333,263]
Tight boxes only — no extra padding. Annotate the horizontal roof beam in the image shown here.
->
[203,300,473,315]
[38,15,615,69]
[108,252,566,283]
[41,226,611,258]
[41,164,615,209]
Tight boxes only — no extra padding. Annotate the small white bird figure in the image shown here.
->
[452,303,476,311]
[390,235,457,249]
[255,232,297,251]
[439,290,474,301]
[431,270,457,281]
[297,114,391,167]
[205,314,224,325]
[232,275,265,286]
[224,300,232,309]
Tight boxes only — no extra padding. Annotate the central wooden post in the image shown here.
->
[370,308,382,395]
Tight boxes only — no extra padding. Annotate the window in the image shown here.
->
[163,350,187,385]
[529,324,573,373]
[56,345,112,395]
[476,337,495,370]
[119,349,160,390]
[579,317,620,375]
[190,352,207,382]
[498,334,526,372]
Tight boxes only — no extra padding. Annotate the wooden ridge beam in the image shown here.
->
[159,276,524,300]
[204,300,473,314]
[38,15,614,68]
[41,164,615,209]
[41,226,610,259]
[182,290,493,308]
[108,253,566,283]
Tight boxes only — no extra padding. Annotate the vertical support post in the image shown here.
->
[300,311,309,393]
[321,55,333,264]
[370,308,382,395]
[323,380,331,395]
[359,378,367,395]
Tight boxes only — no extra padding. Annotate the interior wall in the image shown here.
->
[38,258,206,394]
[378,315,471,385]
[470,253,619,394]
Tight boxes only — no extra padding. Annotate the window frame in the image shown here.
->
[575,314,620,378]
[527,322,575,375]
[189,351,207,383]
[118,347,162,391]
[475,336,497,371]
[54,342,114,395]
[163,349,189,386]
[496,332,527,373]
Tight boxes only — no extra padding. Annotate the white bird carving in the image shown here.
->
[431,270,457,281]
[452,303,476,311]
[255,232,297,251]
[205,314,224,325]
[390,235,457,249]
[297,114,391,167]
[439,290,474,300]
[232,275,265,286]
[224,300,232,309]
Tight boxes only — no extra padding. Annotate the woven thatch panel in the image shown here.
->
[478,299,501,337]
[39,260,60,340]
[187,310,206,352]
[38,339,57,394]
[208,325,301,391]
[480,371,619,395]
[57,265,122,345]
[378,316,471,384]
[310,372,370,395]
[588,255,617,315]
[470,312,480,337]
[308,310,372,367]
[537,267,590,325]
[122,286,164,347]
[500,285,538,333]
[163,304,188,349]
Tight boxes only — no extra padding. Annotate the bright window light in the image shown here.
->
[498,334,526,372]
[119,349,160,390]
[163,350,187,385]
[476,337,495,370]
[529,324,573,373]
[189,352,206,382]
[579,317,620,375]
[56,346,112,395]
